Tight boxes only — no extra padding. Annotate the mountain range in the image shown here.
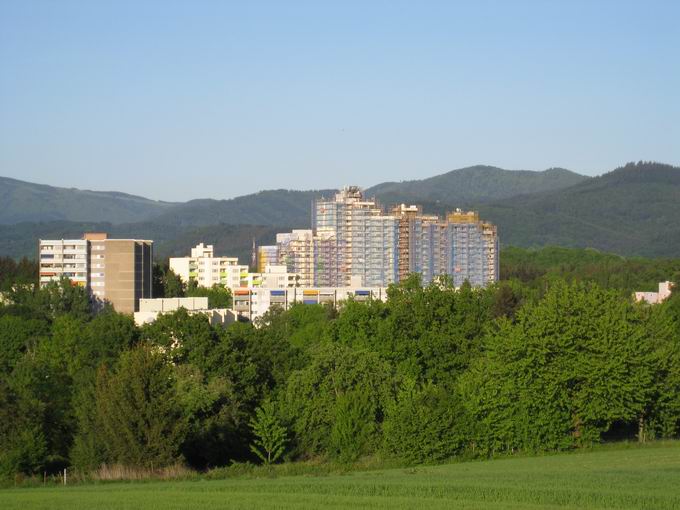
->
[1,161,679,260]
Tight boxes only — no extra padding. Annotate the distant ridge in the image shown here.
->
[3,162,680,259]
[0,176,175,224]
[1,165,584,227]
[365,165,589,206]
[478,161,680,257]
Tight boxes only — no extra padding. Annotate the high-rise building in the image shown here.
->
[38,233,153,313]
[391,206,498,286]
[256,245,279,273]
[313,187,399,287]
[445,210,498,287]
[258,186,499,289]
[275,230,315,286]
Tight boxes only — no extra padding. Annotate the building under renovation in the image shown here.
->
[258,186,498,288]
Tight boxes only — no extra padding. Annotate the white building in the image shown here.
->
[39,239,89,288]
[634,281,674,305]
[134,296,236,327]
[231,285,387,322]
[170,243,248,289]
[170,243,300,291]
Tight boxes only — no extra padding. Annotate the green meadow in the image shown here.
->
[3,442,680,510]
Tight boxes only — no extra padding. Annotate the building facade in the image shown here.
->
[313,186,399,287]
[231,285,388,322]
[171,243,300,291]
[634,281,674,304]
[134,296,236,327]
[268,187,499,289]
[170,243,248,289]
[39,233,153,313]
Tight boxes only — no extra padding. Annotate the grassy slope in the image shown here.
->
[4,442,680,509]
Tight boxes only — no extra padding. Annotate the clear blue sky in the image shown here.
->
[1,0,678,201]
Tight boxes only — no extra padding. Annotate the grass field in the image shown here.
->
[3,442,680,509]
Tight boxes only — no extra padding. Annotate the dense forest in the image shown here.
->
[1,246,679,479]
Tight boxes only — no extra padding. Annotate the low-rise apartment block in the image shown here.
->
[231,285,388,322]
[171,243,300,291]
[170,243,248,289]
[634,281,674,304]
[134,296,236,327]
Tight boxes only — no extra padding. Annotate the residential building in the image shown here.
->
[256,245,279,273]
[231,285,388,322]
[171,242,301,291]
[268,187,499,289]
[239,264,300,289]
[170,243,247,289]
[39,233,153,313]
[134,296,236,327]
[312,186,399,287]
[276,229,315,286]
[634,281,674,304]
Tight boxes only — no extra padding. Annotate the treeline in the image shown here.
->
[1,272,679,478]
[153,264,232,308]
[501,246,680,296]
[0,257,36,291]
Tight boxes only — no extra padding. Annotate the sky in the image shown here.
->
[1,0,679,202]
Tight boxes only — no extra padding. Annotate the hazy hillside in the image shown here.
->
[478,162,680,257]
[0,221,285,265]
[3,162,680,260]
[1,166,587,228]
[0,176,174,224]
[151,189,334,227]
[366,165,589,206]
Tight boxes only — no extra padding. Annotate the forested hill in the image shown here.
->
[1,166,585,227]
[478,162,680,257]
[149,189,333,228]
[0,176,175,224]
[0,221,286,263]
[2,162,680,259]
[366,165,588,205]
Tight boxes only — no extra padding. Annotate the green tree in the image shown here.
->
[383,379,465,463]
[186,282,232,308]
[283,342,390,457]
[95,343,188,467]
[162,268,186,298]
[328,390,375,464]
[249,400,287,465]
[461,281,655,454]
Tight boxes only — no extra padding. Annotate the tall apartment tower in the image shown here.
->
[38,233,153,313]
[389,208,498,287]
[261,187,498,289]
[313,186,399,287]
[256,245,279,273]
[275,230,315,287]
[444,211,498,287]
